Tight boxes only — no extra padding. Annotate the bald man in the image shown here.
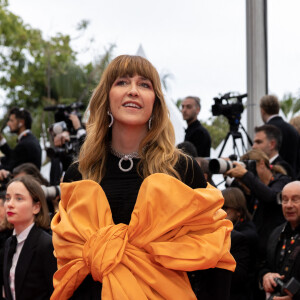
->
[260,181,300,300]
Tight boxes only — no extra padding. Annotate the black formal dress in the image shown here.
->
[62,152,233,300]
[184,120,211,157]
[0,132,42,171]
[3,225,57,300]
[267,116,299,174]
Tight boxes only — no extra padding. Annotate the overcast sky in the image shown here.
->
[7,0,300,123]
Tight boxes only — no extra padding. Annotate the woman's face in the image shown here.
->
[109,74,155,129]
[4,181,40,234]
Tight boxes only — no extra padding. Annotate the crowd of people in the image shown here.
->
[181,94,300,299]
[0,55,299,300]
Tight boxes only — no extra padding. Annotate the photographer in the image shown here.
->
[0,107,41,180]
[47,110,86,185]
[225,149,291,264]
[260,181,300,300]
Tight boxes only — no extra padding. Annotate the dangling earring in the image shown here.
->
[148,116,152,130]
[107,111,114,128]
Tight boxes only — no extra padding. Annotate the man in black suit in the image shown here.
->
[0,107,41,180]
[252,124,295,179]
[181,96,211,157]
[260,181,300,300]
[260,95,299,174]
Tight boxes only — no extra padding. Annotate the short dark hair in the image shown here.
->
[255,124,282,151]
[12,163,49,186]
[222,187,252,221]
[9,107,32,129]
[177,141,197,157]
[184,96,201,109]
[260,94,280,115]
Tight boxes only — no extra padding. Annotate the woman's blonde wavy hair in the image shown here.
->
[240,149,287,175]
[79,55,183,182]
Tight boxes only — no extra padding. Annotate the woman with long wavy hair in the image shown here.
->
[51,55,236,300]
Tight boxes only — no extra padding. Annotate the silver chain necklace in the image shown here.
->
[110,146,140,172]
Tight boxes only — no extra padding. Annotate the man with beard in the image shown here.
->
[181,96,211,157]
[0,107,41,181]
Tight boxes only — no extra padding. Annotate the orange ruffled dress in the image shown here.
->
[51,173,236,300]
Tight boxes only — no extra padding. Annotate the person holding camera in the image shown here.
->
[225,149,291,264]
[0,107,41,181]
[225,149,292,300]
[49,113,86,185]
[260,181,300,300]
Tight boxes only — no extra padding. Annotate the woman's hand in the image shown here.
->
[69,114,81,130]
[225,162,247,178]
[54,132,70,147]
[0,169,10,181]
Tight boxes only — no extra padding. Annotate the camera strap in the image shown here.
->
[279,232,300,278]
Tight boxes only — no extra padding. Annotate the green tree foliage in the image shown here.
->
[280,92,300,121]
[0,0,114,143]
[203,116,229,149]
[0,1,74,108]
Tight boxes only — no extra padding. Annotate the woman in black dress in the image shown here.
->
[51,55,235,299]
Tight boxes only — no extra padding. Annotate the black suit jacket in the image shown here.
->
[267,116,299,173]
[3,225,57,300]
[184,120,211,157]
[240,171,290,261]
[0,132,41,171]
[272,155,295,179]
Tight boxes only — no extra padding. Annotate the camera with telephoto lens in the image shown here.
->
[268,277,300,300]
[212,92,247,132]
[41,185,61,202]
[44,102,84,159]
[45,121,81,159]
[44,102,84,133]
[208,158,256,174]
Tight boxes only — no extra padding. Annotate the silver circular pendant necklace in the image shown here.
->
[110,146,140,172]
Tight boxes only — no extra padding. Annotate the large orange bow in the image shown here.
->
[51,173,235,299]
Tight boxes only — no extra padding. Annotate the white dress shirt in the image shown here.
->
[9,223,35,300]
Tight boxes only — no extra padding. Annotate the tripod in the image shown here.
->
[218,123,252,158]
